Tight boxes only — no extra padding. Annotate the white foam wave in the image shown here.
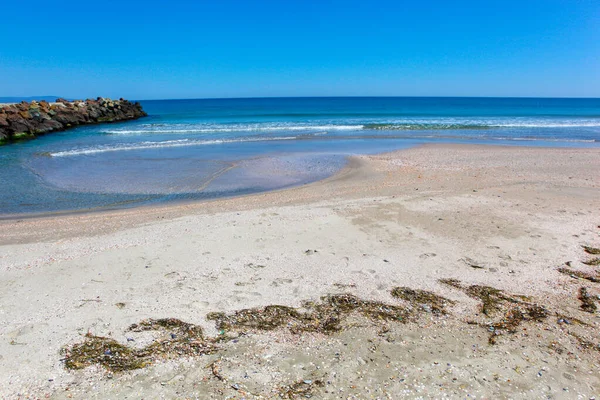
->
[106,124,360,135]
[103,119,600,136]
[492,122,600,128]
[49,137,297,157]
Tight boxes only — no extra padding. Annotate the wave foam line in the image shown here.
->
[106,120,600,135]
[106,125,360,135]
[48,137,297,157]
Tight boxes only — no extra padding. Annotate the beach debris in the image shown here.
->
[556,313,589,326]
[277,378,324,399]
[390,287,455,315]
[578,287,597,313]
[439,279,548,344]
[304,249,318,255]
[582,257,600,266]
[62,318,217,372]
[461,257,485,269]
[80,298,101,303]
[207,358,225,381]
[115,302,126,309]
[419,253,437,259]
[569,332,600,353]
[582,245,600,255]
[557,267,600,283]
[207,293,413,335]
[333,283,357,289]
[245,262,266,269]
[77,298,102,308]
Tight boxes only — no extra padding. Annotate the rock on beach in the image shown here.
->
[0,97,147,144]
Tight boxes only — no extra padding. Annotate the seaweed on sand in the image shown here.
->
[62,318,217,372]
[439,279,548,344]
[390,287,455,315]
[558,267,600,283]
[63,334,146,372]
[207,294,413,335]
[569,332,600,353]
[278,379,325,399]
[487,305,548,345]
[62,291,455,373]
[578,287,597,313]
[439,279,529,316]
[582,245,600,255]
[582,258,600,266]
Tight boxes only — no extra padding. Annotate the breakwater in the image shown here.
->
[0,98,147,144]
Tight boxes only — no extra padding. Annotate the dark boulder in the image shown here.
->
[0,98,147,145]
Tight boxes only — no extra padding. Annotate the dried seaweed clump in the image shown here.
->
[63,334,145,372]
[570,332,600,353]
[439,279,548,344]
[207,294,412,335]
[582,245,600,255]
[582,258,600,266]
[439,279,529,316]
[558,267,600,283]
[578,287,597,313]
[62,318,217,372]
[390,287,455,315]
[487,305,548,345]
[278,379,325,399]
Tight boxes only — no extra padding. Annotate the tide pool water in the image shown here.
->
[1,97,599,216]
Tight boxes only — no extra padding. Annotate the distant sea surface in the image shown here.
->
[1,97,599,216]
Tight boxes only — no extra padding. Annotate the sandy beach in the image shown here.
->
[1,143,599,399]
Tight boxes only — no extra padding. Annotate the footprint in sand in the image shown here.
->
[419,253,437,259]
[271,278,293,287]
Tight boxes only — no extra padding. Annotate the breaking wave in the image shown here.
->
[48,137,298,157]
[103,119,600,136]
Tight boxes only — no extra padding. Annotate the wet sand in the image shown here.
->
[1,144,599,399]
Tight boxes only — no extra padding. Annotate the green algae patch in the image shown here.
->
[0,132,36,145]
[13,132,36,140]
[390,287,455,315]
[439,279,548,344]
[207,294,413,335]
[62,318,217,373]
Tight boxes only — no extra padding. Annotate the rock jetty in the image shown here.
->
[0,98,147,145]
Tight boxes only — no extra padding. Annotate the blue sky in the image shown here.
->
[1,0,598,99]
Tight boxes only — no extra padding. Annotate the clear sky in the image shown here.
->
[1,0,598,99]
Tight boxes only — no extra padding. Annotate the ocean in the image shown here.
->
[1,97,599,216]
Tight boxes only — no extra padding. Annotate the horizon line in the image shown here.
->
[2,95,600,102]
[134,95,600,102]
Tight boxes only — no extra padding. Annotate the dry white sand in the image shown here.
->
[0,144,599,399]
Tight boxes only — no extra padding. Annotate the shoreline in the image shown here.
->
[1,143,599,398]
[1,142,598,243]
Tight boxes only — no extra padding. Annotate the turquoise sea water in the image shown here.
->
[1,97,599,216]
